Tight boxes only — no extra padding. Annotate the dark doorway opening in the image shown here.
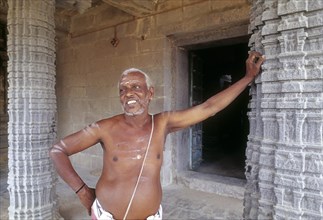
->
[190,42,250,179]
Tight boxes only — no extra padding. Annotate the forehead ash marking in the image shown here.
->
[119,79,144,86]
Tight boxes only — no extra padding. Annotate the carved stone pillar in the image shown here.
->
[7,0,59,219]
[245,0,323,219]
[244,0,265,218]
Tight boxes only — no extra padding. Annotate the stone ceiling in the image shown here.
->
[1,0,167,23]
[56,0,162,16]
[1,0,176,36]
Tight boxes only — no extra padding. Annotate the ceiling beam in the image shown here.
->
[102,0,159,17]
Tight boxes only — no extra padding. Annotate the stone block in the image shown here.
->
[261,112,279,141]
[261,98,277,109]
[307,10,323,28]
[254,1,265,27]
[262,0,279,21]
[259,150,275,167]
[65,87,86,98]
[304,176,323,192]
[303,115,323,144]
[94,5,132,27]
[259,182,275,204]
[281,81,304,93]
[307,26,323,40]
[184,12,221,33]
[262,34,280,55]
[308,0,323,11]
[304,153,323,174]
[278,31,307,54]
[262,82,282,94]
[90,39,115,59]
[183,1,210,20]
[71,13,95,33]
[305,63,323,80]
[275,187,304,211]
[278,13,308,31]
[274,206,302,220]
[276,98,307,109]
[305,51,323,67]
[275,151,304,172]
[138,37,165,53]
[274,173,305,191]
[301,193,323,214]
[278,0,307,16]
[305,97,323,109]
[258,167,275,183]
[257,204,273,220]
[302,212,323,220]
[302,80,323,92]
[156,8,182,27]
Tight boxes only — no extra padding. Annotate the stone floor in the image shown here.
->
[0,147,244,219]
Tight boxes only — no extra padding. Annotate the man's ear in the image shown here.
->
[149,87,154,100]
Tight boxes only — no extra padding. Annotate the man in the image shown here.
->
[50,51,265,220]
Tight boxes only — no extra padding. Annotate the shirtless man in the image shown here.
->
[49,51,265,220]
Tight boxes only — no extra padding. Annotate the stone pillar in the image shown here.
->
[245,0,323,219]
[244,0,265,218]
[7,0,59,219]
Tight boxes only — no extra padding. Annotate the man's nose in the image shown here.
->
[125,88,134,96]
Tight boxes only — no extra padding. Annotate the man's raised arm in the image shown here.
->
[165,51,265,133]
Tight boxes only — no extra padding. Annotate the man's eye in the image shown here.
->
[134,85,140,89]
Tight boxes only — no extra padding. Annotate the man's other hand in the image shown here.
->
[77,185,96,216]
[246,51,265,80]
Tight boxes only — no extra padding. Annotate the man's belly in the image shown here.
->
[95,176,162,219]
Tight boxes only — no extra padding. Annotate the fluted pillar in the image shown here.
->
[7,0,59,219]
[245,0,323,219]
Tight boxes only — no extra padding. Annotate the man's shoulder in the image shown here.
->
[96,114,123,125]
[154,111,174,124]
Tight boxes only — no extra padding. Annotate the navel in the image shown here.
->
[113,156,118,162]
[157,153,161,159]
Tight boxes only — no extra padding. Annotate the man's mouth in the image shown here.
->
[127,100,137,105]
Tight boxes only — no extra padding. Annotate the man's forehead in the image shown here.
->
[119,72,146,85]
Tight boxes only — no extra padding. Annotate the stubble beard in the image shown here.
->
[123,98,149,116]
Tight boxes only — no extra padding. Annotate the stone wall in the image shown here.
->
[55,0,251,186]
[245,0,323,219]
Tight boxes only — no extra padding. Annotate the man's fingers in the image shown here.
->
[248,51,265,65]
[248,50,262,56]
[256,55,266,67]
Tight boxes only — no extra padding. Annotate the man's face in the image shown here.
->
[119,72,153,116]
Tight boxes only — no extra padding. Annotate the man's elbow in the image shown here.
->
[49,143,66,160]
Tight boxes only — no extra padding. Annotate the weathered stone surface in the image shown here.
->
[245,0,323,219]
[7,0,59,219]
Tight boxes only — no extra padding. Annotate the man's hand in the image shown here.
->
[245,51,265,80]
[77,185,96,216]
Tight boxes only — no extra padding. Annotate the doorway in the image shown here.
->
[189,42,250,179]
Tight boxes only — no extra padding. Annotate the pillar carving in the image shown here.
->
[245,0,323,219]
[7,0,59,219]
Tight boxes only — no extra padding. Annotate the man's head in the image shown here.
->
[119,68,154,116]
[120,68,153,88]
